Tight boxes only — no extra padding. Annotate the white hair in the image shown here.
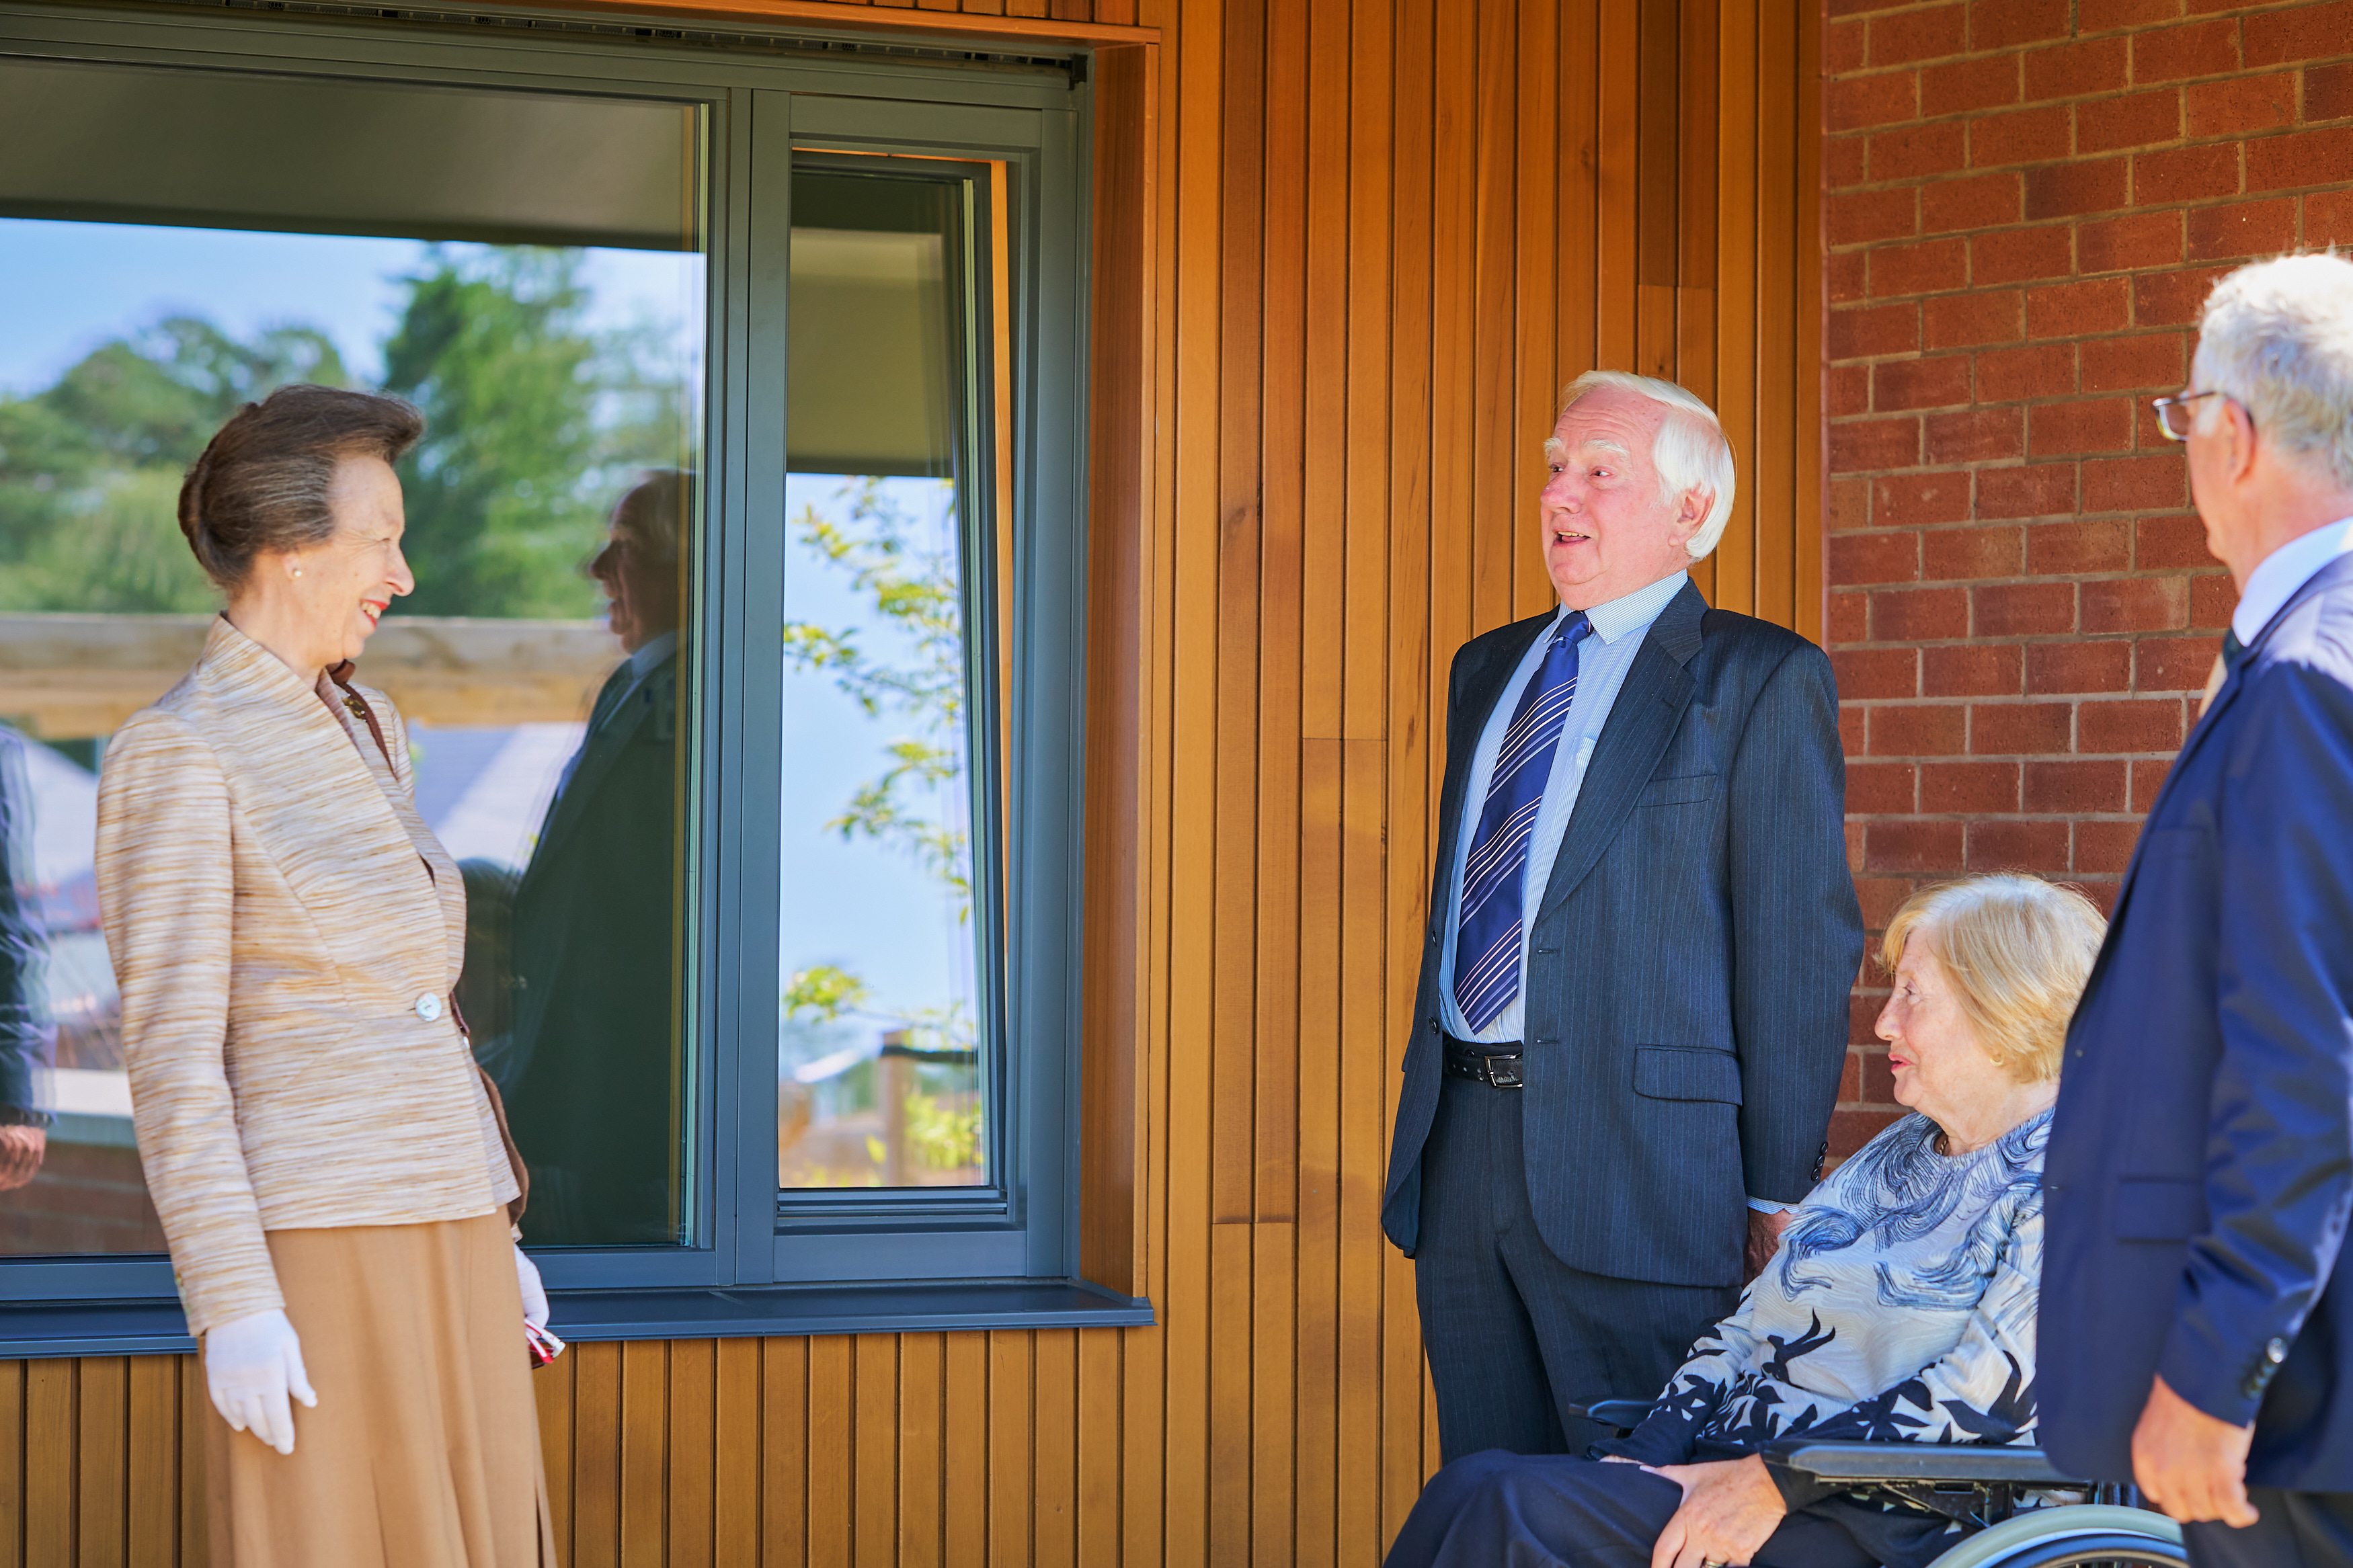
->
[1552,370,1739,559]
[2192,252,2353,491]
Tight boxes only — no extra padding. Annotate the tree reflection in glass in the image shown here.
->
[779,474,987,1190]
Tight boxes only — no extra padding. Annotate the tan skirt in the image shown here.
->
[203,1212,557,1568]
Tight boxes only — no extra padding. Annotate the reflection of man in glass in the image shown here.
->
[502,472,686,1245]
[0,725,53,1192]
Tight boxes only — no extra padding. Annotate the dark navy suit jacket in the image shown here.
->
[2044,550,2353,1489]
[502,649,680,1244]
[1381,581,1863,1288]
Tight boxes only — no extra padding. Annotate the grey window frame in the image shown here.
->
[0,0,1146,1356]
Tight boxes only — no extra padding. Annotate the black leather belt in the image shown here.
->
[1443,1035,1525,1089]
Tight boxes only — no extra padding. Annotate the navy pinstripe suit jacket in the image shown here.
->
[1382,580,1863,1288]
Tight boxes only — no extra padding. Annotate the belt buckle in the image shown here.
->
[1487,1055,1523,1089]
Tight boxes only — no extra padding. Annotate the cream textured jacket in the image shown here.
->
[96,617,517,1336]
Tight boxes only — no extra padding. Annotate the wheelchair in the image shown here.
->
[1564,1400,2188,1568]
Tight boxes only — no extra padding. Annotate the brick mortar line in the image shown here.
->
[1835,574,2220,587]
[1825,201,2353,243]
[1836,577,2221,589]
[1831,59,2349,93]
[1830,279,2344,307]
[1826,138,2353,174]
[1829,0,2339,25]
[1826,110,2353,147]
[1831,522,2201,536]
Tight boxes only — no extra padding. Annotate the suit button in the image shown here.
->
[2267,1337,2288,1366]
[415,993,443,1022]
[1427,1016,1439,1033]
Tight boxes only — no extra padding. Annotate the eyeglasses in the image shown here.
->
[2151,389,2237,442]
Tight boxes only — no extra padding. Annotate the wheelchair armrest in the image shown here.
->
[1559,1399,1654,1434]
[1765,1441,2084,1487]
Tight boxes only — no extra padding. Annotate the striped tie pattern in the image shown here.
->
[1452,613,1593,1033]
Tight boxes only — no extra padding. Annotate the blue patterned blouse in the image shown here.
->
[1598,1108,2050,1566]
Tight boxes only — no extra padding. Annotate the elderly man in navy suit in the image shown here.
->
[1382,370,1863,1462]
[2043,253,2353,1567]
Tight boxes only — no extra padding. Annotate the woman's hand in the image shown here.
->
[516,1245,549,1331]
[203,1308,317,1456]
[1644,1454,1786,1568]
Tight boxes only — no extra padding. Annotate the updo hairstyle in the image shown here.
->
[177,384,424,591]
[1878,873,2106,1085]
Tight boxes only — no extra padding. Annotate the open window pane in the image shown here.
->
[777,164,1003,1193]
[0,58,707,1253]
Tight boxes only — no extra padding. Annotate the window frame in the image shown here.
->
[0,0,1146,1353]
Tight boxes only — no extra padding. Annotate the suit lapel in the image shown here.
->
[536,657,665,862]
[2102,550,2353,933]
[192,620,448,971]
[1533,582,1705,922]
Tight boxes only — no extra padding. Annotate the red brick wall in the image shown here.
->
[1819,0,2353,1157]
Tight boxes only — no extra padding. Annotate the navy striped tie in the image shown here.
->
[1453,613,1593,1033]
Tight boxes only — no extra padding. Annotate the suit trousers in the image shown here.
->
[1414,1073,1739,1462]
[2186,1490,2353,1568]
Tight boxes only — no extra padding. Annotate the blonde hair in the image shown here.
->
[1878,874,2106,1085]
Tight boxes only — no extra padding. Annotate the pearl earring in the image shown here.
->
[292,567,303,578]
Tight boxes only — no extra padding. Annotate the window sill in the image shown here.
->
[0,1277,1154,1358]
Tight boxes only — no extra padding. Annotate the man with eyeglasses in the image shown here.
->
[2042,251,2353,1568]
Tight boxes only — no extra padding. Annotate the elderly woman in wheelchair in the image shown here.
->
[1388,873,2182,1568]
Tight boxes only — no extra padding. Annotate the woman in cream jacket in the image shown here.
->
[97,384,555,1567]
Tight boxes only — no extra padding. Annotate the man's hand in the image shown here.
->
[1743,1208,1792,1284]
[0,1124,44,1191]
[1646,1454,1786,1568]
[2132,1373,2259,1527]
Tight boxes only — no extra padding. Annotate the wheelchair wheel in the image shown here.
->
[1925,1503,2186,1568]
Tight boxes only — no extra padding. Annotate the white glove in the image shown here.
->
[516,1245,549,1331]
[203,1308,317,1456]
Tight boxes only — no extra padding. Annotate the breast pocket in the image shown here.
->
[1633,1046,1743,1104]
[1637,772,1718,808]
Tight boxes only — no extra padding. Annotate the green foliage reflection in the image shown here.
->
[0,242,693,621]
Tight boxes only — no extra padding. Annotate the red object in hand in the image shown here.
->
[526,1321,566,1370]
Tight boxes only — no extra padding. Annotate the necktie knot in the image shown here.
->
[2222,628,2247,672]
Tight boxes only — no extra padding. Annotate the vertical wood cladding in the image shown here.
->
[0,0,1819,1561]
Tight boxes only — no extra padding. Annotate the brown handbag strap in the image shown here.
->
[327,661,397,773]
[328,665,528,1223]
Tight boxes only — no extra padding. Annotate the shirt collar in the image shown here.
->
[2231,516,2353,647]
[626,628,680,681]
[1564,570,1689,645]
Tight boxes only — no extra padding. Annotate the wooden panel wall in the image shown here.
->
[0,0,1820,1561]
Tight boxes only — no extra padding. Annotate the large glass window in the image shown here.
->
[778,164,1005,1194]
[0,4,1121,1337]
[0,58,706,1255]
